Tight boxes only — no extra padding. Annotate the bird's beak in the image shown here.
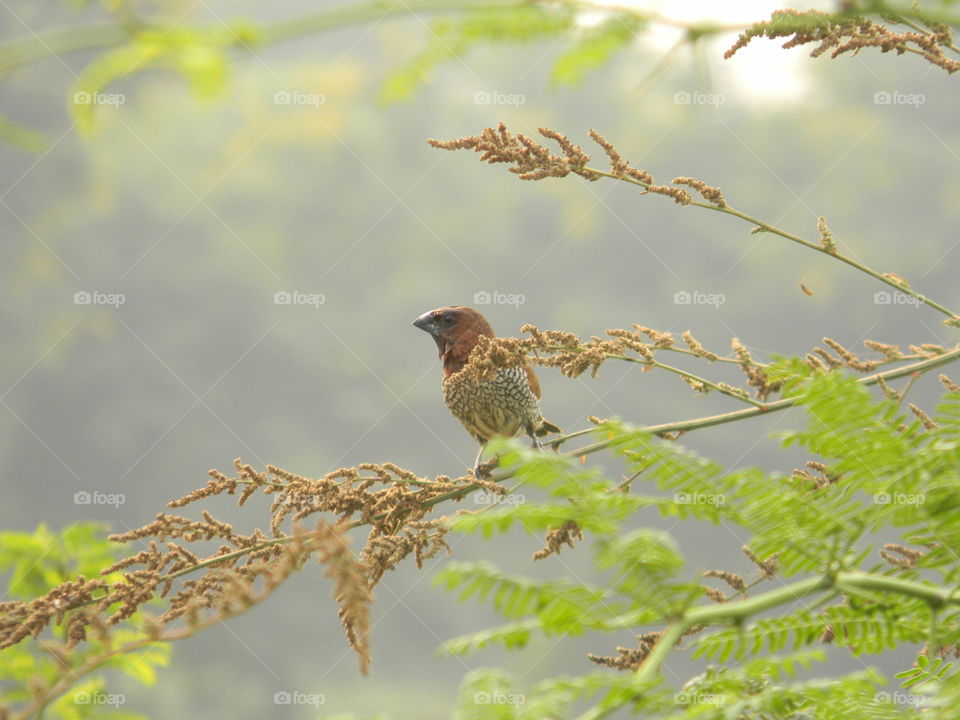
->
[412,311,439,336]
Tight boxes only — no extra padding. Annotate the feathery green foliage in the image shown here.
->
[551,16,644,88]
[381,5,649,102]
[437,372,960,717]
[0,524,170,719]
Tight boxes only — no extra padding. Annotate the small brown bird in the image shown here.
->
[413,306,561,476]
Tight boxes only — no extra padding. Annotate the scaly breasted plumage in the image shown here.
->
[413,306,561,476]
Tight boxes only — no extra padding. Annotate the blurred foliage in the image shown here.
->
[437,374,960,718]
[69,26,245,135]
[1,524,119,598]
[2,0,959,142]
[379,4,644,101]
[0,524,170,719]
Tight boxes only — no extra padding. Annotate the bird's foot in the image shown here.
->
[472,456,500,479]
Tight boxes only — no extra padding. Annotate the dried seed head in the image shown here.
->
[533,520,583,561]
[703,569,745,591]
[673,176,725,206]
[940,374,960,393]
[908,403,938,431]
[725,9,960,74]
[816,216,836,253]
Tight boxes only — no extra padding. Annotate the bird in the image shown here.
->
[412,306,562,477]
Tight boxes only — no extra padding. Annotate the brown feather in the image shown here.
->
[433,307,494,377]
[524,365,542,399]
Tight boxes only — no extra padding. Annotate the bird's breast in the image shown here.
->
[442,366,542,442]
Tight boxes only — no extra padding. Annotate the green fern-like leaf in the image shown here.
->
[551,16,644,87]
[454,668,523,720]
[595,529,693,614]
[693,612,831,663]
[440,619,541,656]
[897,653,955,689]
[434,562,614,634]
[381,5,575,103]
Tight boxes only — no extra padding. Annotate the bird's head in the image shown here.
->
[412,306,495,374]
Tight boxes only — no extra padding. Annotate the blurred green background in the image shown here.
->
[2,0,958,717]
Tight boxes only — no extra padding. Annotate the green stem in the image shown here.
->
[650,357,763,407]
[881,9,960,55]
[0,0,534,76]
[929,607,940,660]
[631,570,960,688]
[582,167,960,321]
[258,0,527,44]
[0,24,130,76]
[835,570,960,606]
[564,350,762,406]
[569,345,960,456]
[711,204,960,320]
[896,371,922,409]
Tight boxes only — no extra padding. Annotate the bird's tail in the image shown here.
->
[535,418,563,436]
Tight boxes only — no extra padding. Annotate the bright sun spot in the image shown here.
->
[582,0,835,105]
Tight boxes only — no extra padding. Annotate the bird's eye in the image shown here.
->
[442,314,455,325]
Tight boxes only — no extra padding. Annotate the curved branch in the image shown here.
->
[0,0,527,77]
[583,166,960,321]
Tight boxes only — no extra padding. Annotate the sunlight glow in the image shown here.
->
[584,0,834,105]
